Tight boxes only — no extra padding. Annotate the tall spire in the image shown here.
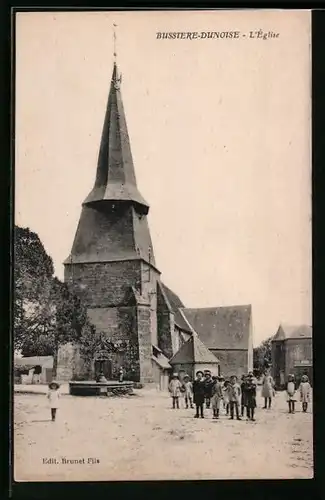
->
[83,34,149,215]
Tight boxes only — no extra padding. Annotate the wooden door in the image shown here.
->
[95,360,112,380]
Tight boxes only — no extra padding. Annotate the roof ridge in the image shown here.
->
[182,304,252,311]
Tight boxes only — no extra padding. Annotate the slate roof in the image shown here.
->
[14,356,53,368]
[181,305,252,350]
[169,334,220,365]
[152,354,172,370]
[160,283,192,332]
[83,63,149,213]
[272,324,312,341]
[64,62,158,269]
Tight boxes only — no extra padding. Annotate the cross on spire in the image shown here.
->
[113,23,117,61]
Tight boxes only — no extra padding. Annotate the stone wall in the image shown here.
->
[171,363,194,380]
[137,305,155,383]
[210,349,248,378]
[63,245,163,384]
[194,363,219,377]
[140,262,159,347]
[57,343,84,382]
[285,338,312,378]
[156,282,174,359]
[88,305,140,381]
[64,260,142,307]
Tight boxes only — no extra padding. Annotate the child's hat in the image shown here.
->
[183,374,190,379]
[49,381,60,389]
[172,372,178,377]
[196,370,204,376]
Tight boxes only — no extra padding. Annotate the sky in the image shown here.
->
[15,10,312,346]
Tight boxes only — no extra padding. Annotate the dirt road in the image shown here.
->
[14,387,313,481]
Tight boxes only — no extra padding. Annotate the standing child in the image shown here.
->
[298,375,311,413]
[227,375,242,420]
[211,376,223,419]
[47,381,60,422]
[203,371,214,409]
[119,367,124,382]
[240,375,248,418]
[261,369,275,409]
[168,373,182,409]
[245,372,257,421]
[222,379,230,415]
[182,375,194,409]
[193,371,206,418]
[286,374,297,414]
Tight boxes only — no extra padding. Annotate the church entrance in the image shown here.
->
[94,359,112,381]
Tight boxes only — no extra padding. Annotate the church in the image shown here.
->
[57,60,253,386]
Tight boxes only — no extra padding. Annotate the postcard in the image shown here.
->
[14,9,312,481]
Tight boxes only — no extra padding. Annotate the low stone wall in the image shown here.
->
[69,380,134,397]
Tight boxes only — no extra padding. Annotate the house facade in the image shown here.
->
[271,324,312,388]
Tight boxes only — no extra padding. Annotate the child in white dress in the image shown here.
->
[168,373,182,409]
[47,381,60,421]
[298,375,311,412]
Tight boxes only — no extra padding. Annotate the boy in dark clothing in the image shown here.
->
[245,372,257,421]
[203,371,214,409]
[193,371,205,418]
[241,375,248,417]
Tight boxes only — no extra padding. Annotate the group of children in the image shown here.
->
[168,370,258,421]
[45,370,311,423]
[286,373,311,414]
[168,370,312,420]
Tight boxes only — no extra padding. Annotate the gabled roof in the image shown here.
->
[181,305,252,350]
[273,324,312,341]
[152,354,172,370]
[160,283,191,332]
[170,334,219,365]
[14,356,53,368]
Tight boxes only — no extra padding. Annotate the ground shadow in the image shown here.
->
[29,419,51,423]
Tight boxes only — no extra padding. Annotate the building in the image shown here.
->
[180,306,253,378]
[57,60,253,384]
[169,332,220,379]
[271,324,312,388]
[14,356,53,384]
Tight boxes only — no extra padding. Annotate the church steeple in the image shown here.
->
[83,61,149,215]
[64,51,157,268]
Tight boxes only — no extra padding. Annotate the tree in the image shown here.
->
[253,336,273,376]
[14,225,88,375]
[14,226,55,351]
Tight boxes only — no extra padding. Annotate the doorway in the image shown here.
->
[94,359,112,380]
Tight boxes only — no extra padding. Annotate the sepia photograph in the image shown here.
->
[14,9,312,481]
